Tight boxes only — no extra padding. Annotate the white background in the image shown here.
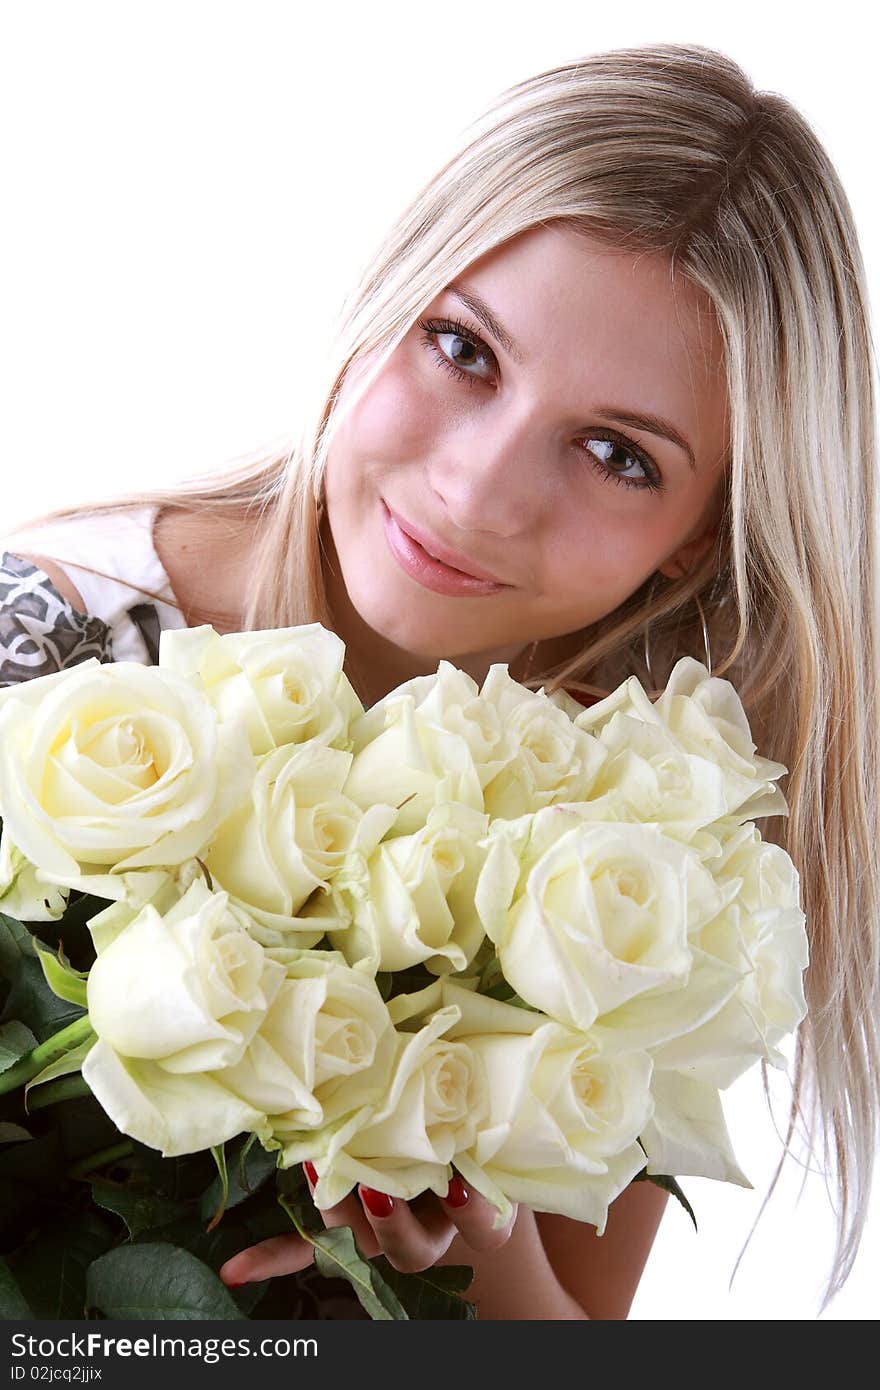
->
[1,1,877,1319]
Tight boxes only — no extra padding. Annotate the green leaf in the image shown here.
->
[0,913,37,980]
[280,1199,408,1320]
[68,1141,133,1179]
[0,1013,94,1095]
[0,1130,65,1247]
[0,1123,31,1144]
[27,1074,92,1110]
[35,944,89,1007]
[54,1093,120,1166]
[25,1035,95,1106]
[1,952,86,1043]
[0,1128,64,1189]
[0,1255,32,1319]
[370,1257,477,1319]
[126,1141,218,1203]
[86,1242,246,1320]
[205,1144,229,1232]
[90,1179,191,1239]
[11,1210,115,1319]
[199,1134,278,1223]
[633,1168,698,1232]
[129,1212,268,1316]
[0,1020,37,1075]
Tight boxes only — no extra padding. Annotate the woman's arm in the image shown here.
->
[436,1206,589,1320]
[436,1183,668,1320]
[537,1182,669,1320]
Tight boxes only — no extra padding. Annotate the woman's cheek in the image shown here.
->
[348,349,444,473]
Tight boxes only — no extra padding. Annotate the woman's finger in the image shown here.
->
[304,1162,383,1258]
[439,1174,518,1251]
[357,1184,457,1273]
[219,1232,315,1286]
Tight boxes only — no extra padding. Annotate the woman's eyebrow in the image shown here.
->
[446,284,525,364]
[592,406,697,471]
[445,283,697,471]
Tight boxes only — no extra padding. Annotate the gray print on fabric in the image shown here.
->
[0,551,114,686]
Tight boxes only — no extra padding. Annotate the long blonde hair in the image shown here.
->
[14,43,880,1309]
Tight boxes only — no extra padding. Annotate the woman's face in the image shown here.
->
[323,223,729,680]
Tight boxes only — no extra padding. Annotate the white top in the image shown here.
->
[0,504,188,665]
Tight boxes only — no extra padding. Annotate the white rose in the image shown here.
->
[284,998,489,1207]
[0,833,68,921]
[476,807,723,1032]
[647,822,809,1087]
[478,666,607,819]
[350,661,512,776]
[343,669,494,836]
[650,658,790,821]
[328,802,489,973]
[403,982,654,1232]
[0,659,252,901]
[569,670,663,736]
[81,878,285,1155]
[203,740,397,943]
[219,948,397,1135]
[578,709,732,837]
[159,623,363,756]
[572,662,789,826]
[638,1070,751,1186]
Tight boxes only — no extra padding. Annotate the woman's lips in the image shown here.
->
[381,502,510,597]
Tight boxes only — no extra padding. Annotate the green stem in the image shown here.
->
[68,1141,134,1180]
[0,1014,94,1095]
[27,1074,92,1110]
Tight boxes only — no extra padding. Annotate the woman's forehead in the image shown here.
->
[450,224,721,354]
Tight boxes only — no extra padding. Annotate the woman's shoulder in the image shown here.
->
[9,551,86,611]
[0,549,112,687]
[0,505,188,681]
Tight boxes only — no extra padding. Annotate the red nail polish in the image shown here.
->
[359,1185,394,1219]
[303,1161,318,1188]
[224,1278,248,1288]
[445,1175,470,1208]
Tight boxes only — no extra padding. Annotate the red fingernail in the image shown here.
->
[224,1279,248,1288]
[445,1175,470,1208]
[359,1185,394,1219]
[303,1161,318,1188]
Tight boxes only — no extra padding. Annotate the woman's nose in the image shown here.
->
[425,410,552,539]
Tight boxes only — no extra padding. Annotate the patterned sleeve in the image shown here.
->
[0,551,113,687]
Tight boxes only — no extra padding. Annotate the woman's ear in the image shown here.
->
[657,525,720,580]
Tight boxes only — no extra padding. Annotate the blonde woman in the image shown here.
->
[1,42,877,1319]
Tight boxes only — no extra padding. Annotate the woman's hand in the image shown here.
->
[218,1165,517,1286]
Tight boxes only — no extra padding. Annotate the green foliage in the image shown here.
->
[0,1021,37,1075]
[371,1257,477,1319]
[633,1166,698,1232]
[199,1133,278,1224]
[280,1198,409,1320]
[34,944,89,1008]
[86,1243,246,1320]
[11,1210,115,1319]
[2,947,86,1043]
[90,1178,191,1239]
[0,913,38,978]
[0,1255,33,1319]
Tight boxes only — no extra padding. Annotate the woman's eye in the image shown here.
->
[417,317,497,386]
[583,436,663,492]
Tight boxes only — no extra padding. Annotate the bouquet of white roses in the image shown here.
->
[0,624,808,1319]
